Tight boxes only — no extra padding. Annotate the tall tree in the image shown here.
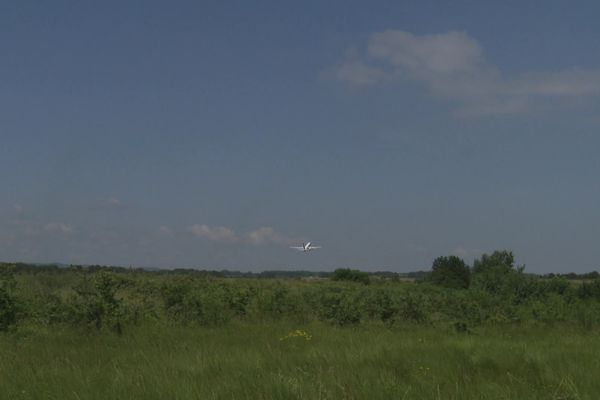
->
[430,256,470,289]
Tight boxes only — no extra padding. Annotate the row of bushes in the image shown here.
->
[3,261,600,333]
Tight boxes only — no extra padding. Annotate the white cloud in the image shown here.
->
[335,61,387,85]
[369,30,483,75]
[510,69,600,96]
[188,224,238,243]
[107,197,121,206]
[157,226,175,237]
[245,226,296,246]
[187,224,299,246]
[2,218,76,238]
[93,197,125,210]
[334,30,600,116]
[44,223,76,234]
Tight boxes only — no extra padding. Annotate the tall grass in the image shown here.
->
[2,322,599,399]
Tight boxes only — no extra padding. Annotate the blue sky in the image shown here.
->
[2,1,600,272]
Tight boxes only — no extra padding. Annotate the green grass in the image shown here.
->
[2,323,600,399]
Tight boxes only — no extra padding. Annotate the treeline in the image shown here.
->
[543,271,600,280]
[5,261,598,281]
[2,251,600,334]
[3,262,429,280]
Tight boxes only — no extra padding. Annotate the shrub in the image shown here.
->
[331,268,370,285]
[0,264,18,331]
[577,279,600,300]
[364,289,397,323]
[225,284,255,317]
[161,279,233,325]
[250,283,300,319]
[396,292,428,324]
[68,271,125,333]
[160,278,192,319]
[182,285,232,326]
[317,288,363,326]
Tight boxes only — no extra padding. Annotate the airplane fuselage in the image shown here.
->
[291,242,321,253]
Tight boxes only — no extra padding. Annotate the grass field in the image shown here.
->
[3,263,600,399]
[2,322,600,400]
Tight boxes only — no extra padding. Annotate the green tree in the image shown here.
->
[472,250,518,274]
[430,256,470,289]
[471,250,529,298]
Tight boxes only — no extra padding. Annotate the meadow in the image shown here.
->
[2,255,600,399]
[3,322,600,399]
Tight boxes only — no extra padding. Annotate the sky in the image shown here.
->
[2,0,600,272]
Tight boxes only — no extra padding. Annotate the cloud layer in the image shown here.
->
[0,203,303,266]
[188,224,238,243]
[335,30,600,116]
[188,224,299,246]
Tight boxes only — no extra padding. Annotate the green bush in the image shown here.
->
[0,265,18,331]
[68,271,125,333]
[331,268,370,285]
[396,291,428,324]
[364,289,397,323]
[182,285,232,326]
[249,283,301,319]
[160,279,233,325]
[160,278,192,319]
[5,258,600,331]
[577,279,600,300]
[317,287,363,325]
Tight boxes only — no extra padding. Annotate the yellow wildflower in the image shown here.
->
[280,329,312,341]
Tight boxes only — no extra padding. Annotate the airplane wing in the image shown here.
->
[290,246,305,251]
[309,246,322,249]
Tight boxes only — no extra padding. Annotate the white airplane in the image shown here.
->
[290,242,322,252]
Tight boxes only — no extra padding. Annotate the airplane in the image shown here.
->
[290,242,322,252]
